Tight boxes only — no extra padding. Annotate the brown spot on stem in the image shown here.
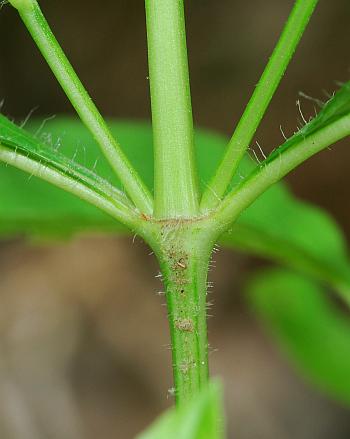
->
[175,318,194,332]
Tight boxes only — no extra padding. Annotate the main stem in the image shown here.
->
[148,223,214,406]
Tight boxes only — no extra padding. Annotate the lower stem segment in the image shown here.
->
[154,223,214,406]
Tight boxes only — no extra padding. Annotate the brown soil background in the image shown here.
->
[0,1,350,438]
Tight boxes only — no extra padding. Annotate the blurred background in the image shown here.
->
[0,0,350,437]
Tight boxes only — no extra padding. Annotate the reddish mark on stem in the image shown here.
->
[141,212,150,221]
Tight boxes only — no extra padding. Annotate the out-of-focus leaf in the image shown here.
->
[222,182,350,304]
[137,380,225,439]
[247,269,350,405]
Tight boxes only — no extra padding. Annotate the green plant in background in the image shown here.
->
[1,0,350,436]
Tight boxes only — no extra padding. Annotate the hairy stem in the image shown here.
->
[0,145,142,230]
[11,0,153,214]
[145,0,199,218]
[147,223,214,406]
[201,0,319,210]
[214,112,350,234]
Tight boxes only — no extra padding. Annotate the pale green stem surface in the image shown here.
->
[145,0,199,219]
[12,0,153,215]
[200,0,319,211]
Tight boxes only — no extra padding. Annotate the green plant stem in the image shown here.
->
[0,144,141,230]
[145,0,199,219]
[214,113,350,239]
[12,0,153,215]
[200,0,319,211]
[145,223,214,406]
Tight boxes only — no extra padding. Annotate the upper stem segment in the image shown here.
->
[12,0,153,215]
[145,0,199,219]
[200,0,319,211]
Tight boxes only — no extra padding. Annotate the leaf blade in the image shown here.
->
[221,181,350,304]
[247,269,350,405]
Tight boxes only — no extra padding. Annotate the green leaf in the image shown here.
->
[221,181,350,304]
[136,380,225,439]
[247,269,350,405]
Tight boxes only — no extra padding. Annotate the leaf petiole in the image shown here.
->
[9,0,154,214]
[201,0,319,211]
